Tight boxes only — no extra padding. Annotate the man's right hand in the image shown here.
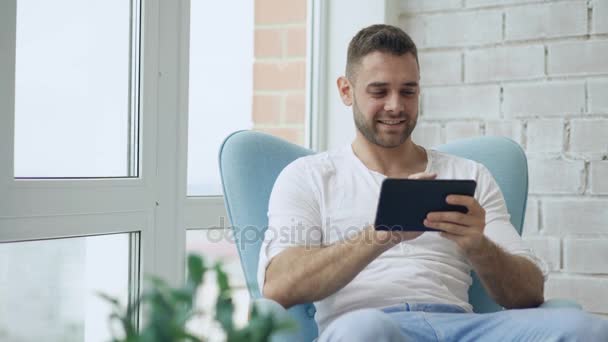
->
[373,171,437,244]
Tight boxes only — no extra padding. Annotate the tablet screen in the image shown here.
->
[374,179,477,231]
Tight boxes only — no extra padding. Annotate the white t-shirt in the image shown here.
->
[257,145,548,334]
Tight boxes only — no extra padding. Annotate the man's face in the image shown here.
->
[339,51,420,148]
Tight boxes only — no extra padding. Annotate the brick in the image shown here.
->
[522,197,539,235]
[526,119,564,153]
[548,40,608,76]
[255,127,303,145]
[466,0,535,8]
[592,0,608,34]
[545,275,608,313]
[569,120,608,153]
[253,61,306,90]
[506,2,587,41]
[522,236,561,271]
[399,0,462,13]
[255,0,306,24]
[465,45,545,82]
[252,95,282,124]
[588,79,608,113]
[412,123,442,148]
[564,238,608,274]
[255,29,283,58]
[590,161,608,194]
[400,10,502,48]
[286,27,307,57]
[528,159,585,194]
[445,121,481,142]
[485,121,523,144]
[503,81,586,117]
[422,85,500,119]
[285,93,306,124]
[419,51,462,85]
[542,199,608,235]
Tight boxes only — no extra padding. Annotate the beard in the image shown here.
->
[352,98,417,148]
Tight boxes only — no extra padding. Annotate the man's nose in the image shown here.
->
[384,92,404,113]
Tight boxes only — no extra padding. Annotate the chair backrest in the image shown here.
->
[219,131,528,340]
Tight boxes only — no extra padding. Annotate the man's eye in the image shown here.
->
[402,91,416,96]
[371,91,386,97]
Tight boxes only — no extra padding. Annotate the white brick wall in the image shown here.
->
[543,199,608,235]
[590,161,608,194]
[526,119,564,152]
[465,45,545,82]
[400,11,502,48]
[569,120,608,153]
[485,120,523,144]
[398,0,608,314]
[445,121,481,142]
[422,85,500,118]
[592,0,608,34]
[503,81,586,117]
[505,2,587,41]
[528,159,585,194]
[548,40,608,76]
[564,237,608,274]
[398,0,462,13]
[419,51,462,85]
[589,79,608,113]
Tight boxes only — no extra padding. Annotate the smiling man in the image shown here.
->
[257,24,608,341]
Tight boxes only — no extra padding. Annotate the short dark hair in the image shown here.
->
[345,24,419,80]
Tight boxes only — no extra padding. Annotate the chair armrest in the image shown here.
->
[251,298,303,342]
[540,298,583,310]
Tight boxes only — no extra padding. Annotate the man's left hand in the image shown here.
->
[423,195,488,256]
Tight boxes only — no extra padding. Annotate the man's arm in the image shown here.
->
[467,237,544,308]
[263,226,419,308]
[424,195,544,309]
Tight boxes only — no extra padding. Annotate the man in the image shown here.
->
[258,24,608,341]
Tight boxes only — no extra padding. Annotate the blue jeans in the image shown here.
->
[318,303,608,341]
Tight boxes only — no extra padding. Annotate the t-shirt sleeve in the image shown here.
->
[476,164,549,280]
[257,158,323,294]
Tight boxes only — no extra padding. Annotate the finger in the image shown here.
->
[408,172,437,180]
[426,211,476,226]
[424,219,468,235]
[446,195,482,214]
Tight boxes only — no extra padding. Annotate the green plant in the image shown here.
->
[101,254,293,342]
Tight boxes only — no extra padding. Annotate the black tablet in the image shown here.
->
[374,179,477,231]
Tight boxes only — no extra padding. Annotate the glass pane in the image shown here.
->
[14,0,138,178]
[186,228,250,335]
[0,233,134,342]
[187,1,254,196]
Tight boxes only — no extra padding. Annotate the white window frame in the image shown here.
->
[1,0,319,317]
[0,0,190,293]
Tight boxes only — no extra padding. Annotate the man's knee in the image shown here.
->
[319,308,403,342]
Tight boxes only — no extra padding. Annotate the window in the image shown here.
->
[13,0,139,178]
[0,234,135,342]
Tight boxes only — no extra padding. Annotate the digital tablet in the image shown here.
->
[374,179,477,231]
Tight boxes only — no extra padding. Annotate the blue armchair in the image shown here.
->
[219,130,580,342]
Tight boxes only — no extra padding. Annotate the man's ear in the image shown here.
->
[337,76,353,106]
